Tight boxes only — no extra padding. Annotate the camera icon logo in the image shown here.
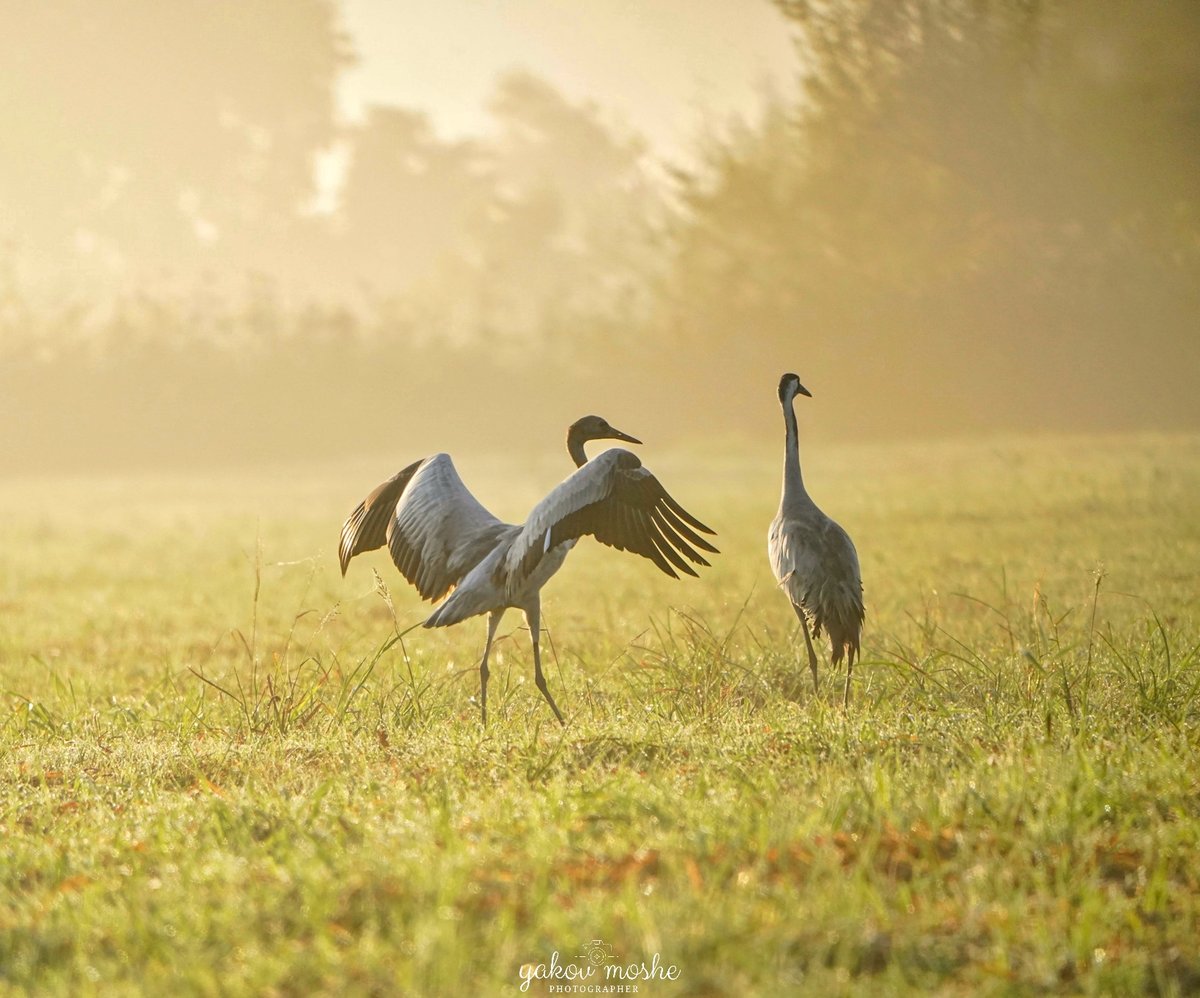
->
[577,939,616,966]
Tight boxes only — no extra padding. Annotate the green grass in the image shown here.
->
[2,434,1199,996]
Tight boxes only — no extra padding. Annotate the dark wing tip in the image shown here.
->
[552,462,717,580]
[337,507,364,576]
[662,493,717,536]
[337,460,424,577]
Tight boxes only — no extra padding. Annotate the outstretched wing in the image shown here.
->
[339,453,511,602]
[339,459,422,574]
[507,448,718,586]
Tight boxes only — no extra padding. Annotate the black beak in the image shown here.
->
[796,381,813,398]
[609,427,642,445]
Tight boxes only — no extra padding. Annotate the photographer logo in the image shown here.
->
[577,940,616,967]
[518,939,680,993]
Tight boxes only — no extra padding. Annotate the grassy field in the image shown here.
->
[2,434,1199,996]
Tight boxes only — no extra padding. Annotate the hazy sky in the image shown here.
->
[336,0,801,161]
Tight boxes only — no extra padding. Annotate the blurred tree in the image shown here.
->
[7,0,1196,471]
[0,0,350,294]
[330,71,665,357]
[664,0,1200,435]
[463,71,665,356]
[0,56,675,469]
[335,106,491,297]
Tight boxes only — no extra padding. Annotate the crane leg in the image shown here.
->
[802,625,820,696]
[794,605,820,695]
[843,647,855,710]
[478,609,504,726]
[525,602,565,725]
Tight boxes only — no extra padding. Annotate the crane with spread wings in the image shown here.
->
[339,415,718,724]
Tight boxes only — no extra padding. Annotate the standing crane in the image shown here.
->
[339,415,718,725]
[768,374,864,706]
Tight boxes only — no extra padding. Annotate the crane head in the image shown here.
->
[570,414,642,446]
[779,373,813,403]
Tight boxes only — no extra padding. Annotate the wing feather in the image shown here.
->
[647,519,691,577]
[657,503,719,554]
[506,448,718,585]
[389,453,511,602]
[627,505,677,577]
[662,493,716,536]
[651,509,710,567]
[341,453,511,602]
[338,460,423,575]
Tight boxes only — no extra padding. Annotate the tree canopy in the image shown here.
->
[2,0,1197,469]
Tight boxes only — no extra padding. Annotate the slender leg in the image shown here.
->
[794,604,820,695]
[843,647,855,710]
[478,609,504,726]
[525,601,564,725]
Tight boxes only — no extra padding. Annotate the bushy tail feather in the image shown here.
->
[829,632,860,668]
[817,573,864,665]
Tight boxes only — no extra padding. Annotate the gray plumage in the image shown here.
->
[768,373,865,706]
[339,415,718,724]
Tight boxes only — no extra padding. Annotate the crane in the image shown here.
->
[339,415,718,724]
[768,374,864,706]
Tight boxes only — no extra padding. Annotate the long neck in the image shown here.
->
[781,397,810,506]
[567,429,589,468]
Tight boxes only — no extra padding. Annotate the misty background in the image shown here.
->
[2,0,1198,473]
